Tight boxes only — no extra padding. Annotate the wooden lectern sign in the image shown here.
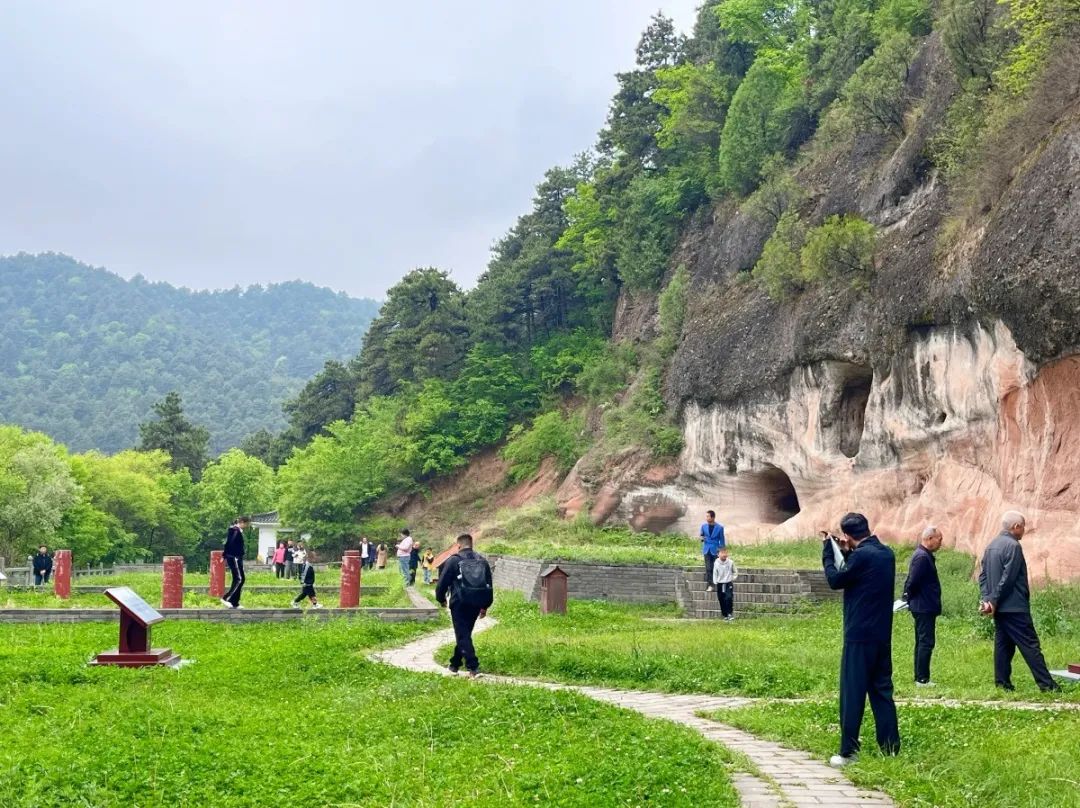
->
[93,587,181,668]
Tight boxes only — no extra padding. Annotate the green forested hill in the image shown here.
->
[0,253,379,453]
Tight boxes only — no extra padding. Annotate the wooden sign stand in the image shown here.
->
[93,586,181,668]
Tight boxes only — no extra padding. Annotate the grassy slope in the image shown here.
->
[710,701,1080,808]
[0,619,738,808]
[479,499,843,567]
[470,551,1080,702]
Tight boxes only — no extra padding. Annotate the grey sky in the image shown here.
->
[0,1,699,299]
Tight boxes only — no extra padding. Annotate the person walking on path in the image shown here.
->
[700,510,725,592]
[395,530,415,587]
[291,551,324,609]
[272,541,287,579]
[712,547,738,621]
[222,516,250,609]
[903,526,943,686]
[360,537,373,570]
[376,543,387,569]
[435,533,493,678]
[978,511,1060,692]
[32,546,53,586]
[822,512,900,767]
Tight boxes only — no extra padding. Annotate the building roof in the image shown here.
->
[250,511,280,525]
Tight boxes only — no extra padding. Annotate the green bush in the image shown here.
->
[840,32,918,137]
[718,49,808,194]
[502,410,588,483]
[800,214,878,285]
[576,344,638,403]
[751,211,806,298]
[656,265,690,357]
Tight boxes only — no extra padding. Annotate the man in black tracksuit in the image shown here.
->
[435,533,493,678]
[978,511,1059,692]
[222,516,250,609]
[822,512,900,766]
[903,526,943,685]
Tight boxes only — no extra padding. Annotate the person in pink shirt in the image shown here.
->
[395,529,415,586]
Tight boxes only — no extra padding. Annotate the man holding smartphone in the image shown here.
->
[821,512,900,767]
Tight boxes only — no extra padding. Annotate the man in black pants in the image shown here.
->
[903,525,943,686]
[222,516,250,609]
[978,510,1060,692]
[822,512,900,768]
[32,546,53,586]
[435,533,493,679]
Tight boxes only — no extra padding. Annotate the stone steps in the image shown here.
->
[680,566,836,619]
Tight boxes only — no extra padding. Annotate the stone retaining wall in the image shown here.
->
[489,555,684,604]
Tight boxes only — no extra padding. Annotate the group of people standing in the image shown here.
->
[821,509,1060,768]
[392,529,436,587]
[270,539,308,579]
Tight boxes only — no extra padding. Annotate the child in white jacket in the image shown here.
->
[712,547,738,621]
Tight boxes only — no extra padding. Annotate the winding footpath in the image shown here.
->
[373,618,895,808]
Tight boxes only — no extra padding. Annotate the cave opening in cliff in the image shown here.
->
[837,364,873,458]
[751,465,801,523]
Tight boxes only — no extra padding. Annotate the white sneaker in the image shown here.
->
[291,602,301,609]
[829,754,857,768]
[706,585,714,592]
[312,603,324,609]
[220,598,232,608]
[235,604,245,609]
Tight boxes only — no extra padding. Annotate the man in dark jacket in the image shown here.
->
[32,546,53,586]
[978,511,1059,692]
[222,516,250,609]
[435,534,493,678]
[822,512,900,767]
[903,526,943,685]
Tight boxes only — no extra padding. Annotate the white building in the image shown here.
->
[249,511,309,563]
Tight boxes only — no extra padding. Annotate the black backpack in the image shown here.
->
[454,552,493,608]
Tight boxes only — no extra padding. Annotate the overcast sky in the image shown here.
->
[0,1,699,299]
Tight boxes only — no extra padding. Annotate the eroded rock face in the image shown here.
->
[619,322,1080,581]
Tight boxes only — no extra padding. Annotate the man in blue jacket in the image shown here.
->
[822,512,900,767]
[903,525,943,685]
[699,510,725,592]
[978,511,1059,692]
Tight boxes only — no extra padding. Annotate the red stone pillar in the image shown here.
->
[340,550,361,608]
[209,551,225,598]
[53,549,71,599]
[162,556,184,609]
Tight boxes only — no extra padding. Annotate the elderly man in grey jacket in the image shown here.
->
[977,511,1060,692]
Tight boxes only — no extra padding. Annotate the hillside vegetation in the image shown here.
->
[0,253,379,453]
[265,0,1080,544]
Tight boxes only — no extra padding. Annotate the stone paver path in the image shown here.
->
[373,619,895,808]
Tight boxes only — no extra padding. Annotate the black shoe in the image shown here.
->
[996,683,1015,692]
[447,665,460,674]
[465,670,480,679]
[1040,684,1062,693]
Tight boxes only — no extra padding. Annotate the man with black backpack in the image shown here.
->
[435,533,493,679]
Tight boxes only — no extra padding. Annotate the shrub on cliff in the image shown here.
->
[503,410,588,483]
[800,215,878,286]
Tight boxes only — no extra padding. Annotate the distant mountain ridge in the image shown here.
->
[0,252,379,453]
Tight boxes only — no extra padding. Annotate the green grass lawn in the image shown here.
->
[709,700,1080,808]
[472,584,1080,703]
[0,619,739,807]
[2,568,412,609]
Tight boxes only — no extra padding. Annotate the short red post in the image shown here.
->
[53,549,72,599]
[162,556,184,609]
[209,550,225,598]
[340,550,361,608]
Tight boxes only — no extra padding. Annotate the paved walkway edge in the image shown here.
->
[372,619,896,808]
